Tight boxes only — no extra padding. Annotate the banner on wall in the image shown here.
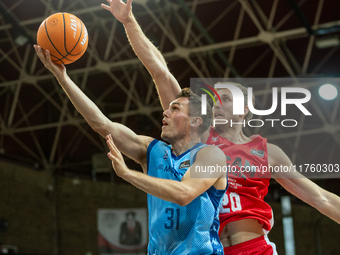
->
[98,208,148,255]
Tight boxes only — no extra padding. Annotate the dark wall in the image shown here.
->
[0,160,55,254]
[0,160,147,255]
[268,203,340,255]
[0,160,339,255]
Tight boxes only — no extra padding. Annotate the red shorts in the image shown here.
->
[223,235,277,255]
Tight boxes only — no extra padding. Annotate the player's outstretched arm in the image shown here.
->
[101,0,181,110]
[34,45,151,165]
[106,135,227,205]
[269,143,340,224]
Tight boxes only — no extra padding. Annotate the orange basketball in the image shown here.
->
[37,12,88,65]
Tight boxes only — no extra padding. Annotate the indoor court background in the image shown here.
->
[0,0,339,254]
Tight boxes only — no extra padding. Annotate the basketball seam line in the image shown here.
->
[44,18,65,65]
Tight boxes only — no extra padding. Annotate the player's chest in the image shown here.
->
[219,145,269,179]
[151,151,189,180]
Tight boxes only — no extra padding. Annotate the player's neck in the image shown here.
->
[217,125,251,144]
[171,135,201,156]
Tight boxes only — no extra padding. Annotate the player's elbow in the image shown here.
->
[150,65,170,80]
[91,119,110,137]
[174,189,194,206]
[314,193,331,211]
[175,196,191,207]
[317,195,340,224]
[91,123,106,136]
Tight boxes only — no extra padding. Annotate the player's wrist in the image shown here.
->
[124,166,142,181]
[120,167,133,180]
[122,13,135,26]
[56,73,69,86]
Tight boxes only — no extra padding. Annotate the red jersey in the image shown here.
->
[206,128,273,233]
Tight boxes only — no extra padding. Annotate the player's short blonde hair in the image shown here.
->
[216,82,255,122]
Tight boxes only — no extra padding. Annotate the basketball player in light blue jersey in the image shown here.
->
[34,44,228,254]
[106,89,227,254]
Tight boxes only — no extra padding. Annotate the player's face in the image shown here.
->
[213,89,235,121]
[213,89,243,127]
[161,97,190,143]
[127,214,134,222]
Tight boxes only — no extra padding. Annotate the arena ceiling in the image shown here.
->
[0,0,340,184]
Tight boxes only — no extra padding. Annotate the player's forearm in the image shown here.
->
[123,16,181,110]
[56,74,110,136]
[316,190,340,224]
[276,176,340,224]
[302,187,340,224]
[123,15,167,77]
[122,168,192,206]
[57,76,142,158]
[54,76,148,163]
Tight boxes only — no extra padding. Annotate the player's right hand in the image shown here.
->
[33,45,66,78]
[106,134,129,178]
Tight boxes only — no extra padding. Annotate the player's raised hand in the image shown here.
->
[101,0,133,24]
[33,45,66,79]
[106,134,129,178]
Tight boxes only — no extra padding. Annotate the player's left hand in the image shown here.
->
[101,0,133,24]
[106,134,129,177]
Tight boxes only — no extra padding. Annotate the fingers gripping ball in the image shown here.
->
[37,13,88,65]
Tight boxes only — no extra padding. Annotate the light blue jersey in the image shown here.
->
[146,139,225,255]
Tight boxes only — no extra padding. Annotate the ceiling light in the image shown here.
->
[318,84,338,100]
[315,36,340,49]
[14,34,29,46]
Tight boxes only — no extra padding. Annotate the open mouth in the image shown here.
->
[162,119,168,126]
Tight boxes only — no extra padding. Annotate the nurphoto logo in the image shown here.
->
[199,82,312,128]
[197,82,222,115]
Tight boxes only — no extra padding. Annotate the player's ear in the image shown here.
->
[190,117,202,128]
[243,105,249,120]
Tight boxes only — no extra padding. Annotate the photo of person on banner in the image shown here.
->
[98,208,147,254]
[119,211,142,246]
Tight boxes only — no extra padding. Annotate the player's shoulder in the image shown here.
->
[138,136,164,153]
[197,144,225,161]
[267,143,284,155]
[139,135,159,145]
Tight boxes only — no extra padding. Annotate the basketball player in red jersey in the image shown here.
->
[203,84,280,254]
[102,0,340,254]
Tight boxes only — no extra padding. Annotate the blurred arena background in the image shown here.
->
[0,0,339,254]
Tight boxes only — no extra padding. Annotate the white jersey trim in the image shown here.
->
[264,234,278,255]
